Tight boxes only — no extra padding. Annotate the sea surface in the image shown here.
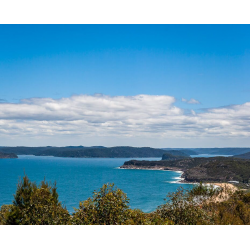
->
[0,154,230,213]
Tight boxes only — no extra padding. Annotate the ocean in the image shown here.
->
[0,155,228,213]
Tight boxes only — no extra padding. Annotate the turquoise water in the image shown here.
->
[0,155,193,213]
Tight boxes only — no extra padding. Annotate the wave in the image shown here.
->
[166,180,190,184]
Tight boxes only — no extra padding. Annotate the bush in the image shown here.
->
[4,176,71,225]
[73,183,130,225]
[205,190,250,225]
[0,205,13,225]
[156,183,215,225]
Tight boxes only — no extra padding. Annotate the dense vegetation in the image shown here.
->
[1,175,250,225]
[183,158,250,183]
[1,146,250,158]
[234,152,250,159]
[162,150,190,160]
[161,148,198,155]
[0,152,18,159]
[122,157,250,184]
[0,146,166,158]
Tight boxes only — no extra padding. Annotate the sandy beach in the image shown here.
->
[205,182,238,203]
[212,183,238,192]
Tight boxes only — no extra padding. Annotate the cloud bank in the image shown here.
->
[0,94,249,145]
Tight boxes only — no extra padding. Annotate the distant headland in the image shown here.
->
[1,146,250,158]
[120,153,250,187]
[0,152,18,159]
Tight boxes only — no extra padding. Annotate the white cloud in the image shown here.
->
[182,98,200,104]
[0,94,250,145]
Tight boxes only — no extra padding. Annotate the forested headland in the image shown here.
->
[1,146,250,158]
[121,157,250,187]
[0,152,18,159]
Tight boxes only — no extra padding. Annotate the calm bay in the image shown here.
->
[0,155,197,213]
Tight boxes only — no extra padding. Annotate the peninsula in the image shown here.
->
[0,152,18,159]
[120,156,250,185]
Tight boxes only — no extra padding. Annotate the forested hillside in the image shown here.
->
[0,146,166,158]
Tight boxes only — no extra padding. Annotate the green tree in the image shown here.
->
[73,183,130,225]
[5,176,71,225]
[156,186,213,225]
[205,191,250,225]
[0,205,13,225]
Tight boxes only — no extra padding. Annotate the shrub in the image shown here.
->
[73,183,130,225]
[0,205,13,225]
[5,176,71,225]
[206,191,250,225]
[155,186,213,225]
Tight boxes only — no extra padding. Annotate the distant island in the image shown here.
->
[0,146,167,158]
[0,152,18,159]
[1,146,250,158]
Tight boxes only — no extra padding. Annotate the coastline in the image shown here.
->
[202,183,238,203]
[119,165,240,189]
[120,165,183,171]
[120,165,193,185]
[206,182,238,192]
[119,165,182,172]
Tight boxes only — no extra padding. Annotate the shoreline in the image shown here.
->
[119,165,183,173]
[207,182,238,191]
[119,165,240,189]
[120,166,194,185]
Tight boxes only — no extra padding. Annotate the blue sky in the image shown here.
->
[0,25,250,147]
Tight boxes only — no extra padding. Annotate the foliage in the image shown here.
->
[184,158,250,183]
[73,184,172,225]
[0,205,13,225]
[188,182,220,197]
[155,185,215,225]
[0,152,17,158]
[204,191,250,225]
[123,209,172,225]
[162,150,190,160]
[73,183,130,225]
[4,176,71,225]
